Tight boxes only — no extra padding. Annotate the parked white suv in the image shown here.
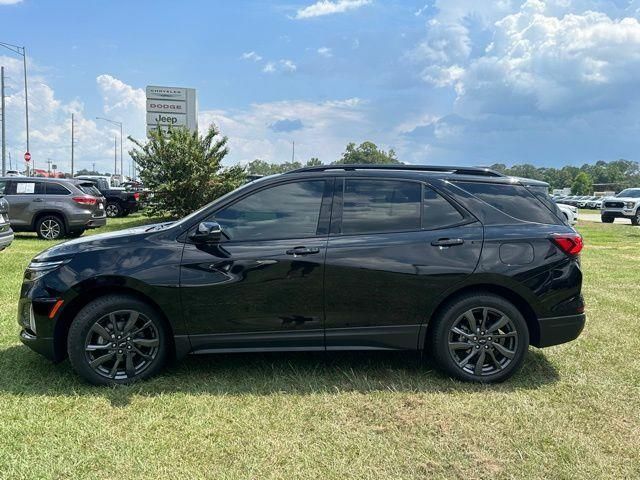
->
[557,203,578,225]
[601,188,640,225]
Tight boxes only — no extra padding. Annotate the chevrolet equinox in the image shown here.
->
[18,165,585,385]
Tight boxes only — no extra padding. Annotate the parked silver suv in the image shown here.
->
[601,188,640,225]
[0,177,107,240]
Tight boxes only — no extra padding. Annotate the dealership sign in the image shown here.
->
[146,85,197,137]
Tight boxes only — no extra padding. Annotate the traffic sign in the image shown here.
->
[24,152,31,162]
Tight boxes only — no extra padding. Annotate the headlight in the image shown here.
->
[625,202,636,209]
[24,259,70,281]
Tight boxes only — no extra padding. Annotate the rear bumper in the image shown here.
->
[534,313,585,348]
[86,216,107,229]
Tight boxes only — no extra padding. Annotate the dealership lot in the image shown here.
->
[0,215,638,479]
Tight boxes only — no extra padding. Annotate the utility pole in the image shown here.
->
[1,66,5,176]
[292,141,295,162]
[0,43,29,162]
[71,113,75,176]
[114,136,117,176]
[46,158,51,175]
[92,162,95,173]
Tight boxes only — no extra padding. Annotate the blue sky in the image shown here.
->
[1,0,640,174]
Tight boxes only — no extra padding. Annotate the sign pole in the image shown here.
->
[1,66,5,177]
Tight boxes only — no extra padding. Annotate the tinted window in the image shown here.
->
[78,184,102,196]
[0,181,6,195]
[617,189,640,198]
[455,182,561,224]
[212,180,325,241]
[423,186,464,229]
[342,180,421,234]
[45,183,70,195]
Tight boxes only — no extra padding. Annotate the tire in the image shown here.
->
[121,210,130,217]
[105,202,122,218]
[601,215,614,223]
[67,229,85,238]
[67,295,169,385]
[36,215,66,240]
[429,293,529,383]
[632,210,640,226]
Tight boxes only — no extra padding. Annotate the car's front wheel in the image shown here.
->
[601,215,614,223]
[631,209,640,226]
[429,293,529,383]
[67,295,168,385]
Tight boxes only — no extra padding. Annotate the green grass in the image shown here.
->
[1,216,639,479]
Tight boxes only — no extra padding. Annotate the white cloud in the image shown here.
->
[262,59,297,74]
[317,46,333,57]
[0,0,23,4]
[198,98,370,164]
[241,51,263,62]
[295,0,372,19]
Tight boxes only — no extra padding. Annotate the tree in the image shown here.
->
[333,141,400,165]
[129,125,246,218]
[571,172,593,195]
[246,158,323,175]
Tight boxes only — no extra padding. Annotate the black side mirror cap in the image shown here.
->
[190,221,224,243]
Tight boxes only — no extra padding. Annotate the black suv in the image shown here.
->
[18,165,585,385]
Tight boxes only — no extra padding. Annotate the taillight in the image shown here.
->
[134,192,140,201]
[551,234,583,256]
[72,196,97,205]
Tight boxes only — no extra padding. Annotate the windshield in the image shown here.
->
[616,189,640,198]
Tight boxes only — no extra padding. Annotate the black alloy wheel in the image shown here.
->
[105,202,122,218]
[68,295,168,385]
[447,307,518,377]
[430,293,529,383]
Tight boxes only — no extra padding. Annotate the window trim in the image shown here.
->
[331,177,475,237]
[186,178,334,244]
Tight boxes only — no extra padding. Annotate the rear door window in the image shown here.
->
[14,181,44,195]
[422,186,465,229]
[454,182,561,224]
[341,179,421,234]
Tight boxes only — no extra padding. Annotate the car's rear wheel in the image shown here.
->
[429,293,529,383]
[601,215,614,223]
[105,202,122,218]
[67,295,168,385]
[36,215,66,240]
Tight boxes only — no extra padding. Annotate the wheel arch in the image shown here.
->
[53,283,178,363]
[32,210,69,231]
[421,283,540,351]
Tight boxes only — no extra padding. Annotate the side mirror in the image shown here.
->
[191,221,224,243]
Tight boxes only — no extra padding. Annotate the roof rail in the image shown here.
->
[285,164,504,177]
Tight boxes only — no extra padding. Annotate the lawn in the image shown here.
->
[0,215,639,479]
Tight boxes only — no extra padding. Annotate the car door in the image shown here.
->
[180,178,333,351]
[324,178,483,350]
[3,180,45,229]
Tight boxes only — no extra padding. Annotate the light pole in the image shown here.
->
[0,42,29,168]
[96,117,123,179]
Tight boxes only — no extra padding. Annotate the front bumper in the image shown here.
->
[0,224,14,250]
[535,313,586,348]
[20,329,55,360]
[601,208,636,218]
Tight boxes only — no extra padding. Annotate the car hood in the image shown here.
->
[32,222,172,262]
[604,196,640,202]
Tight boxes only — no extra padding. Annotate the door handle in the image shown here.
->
[285,246,320,256]
[33,198,44,202]
[431,238,464,247]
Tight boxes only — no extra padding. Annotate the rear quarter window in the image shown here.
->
[78,184,102,196]
[454,182,561,225]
